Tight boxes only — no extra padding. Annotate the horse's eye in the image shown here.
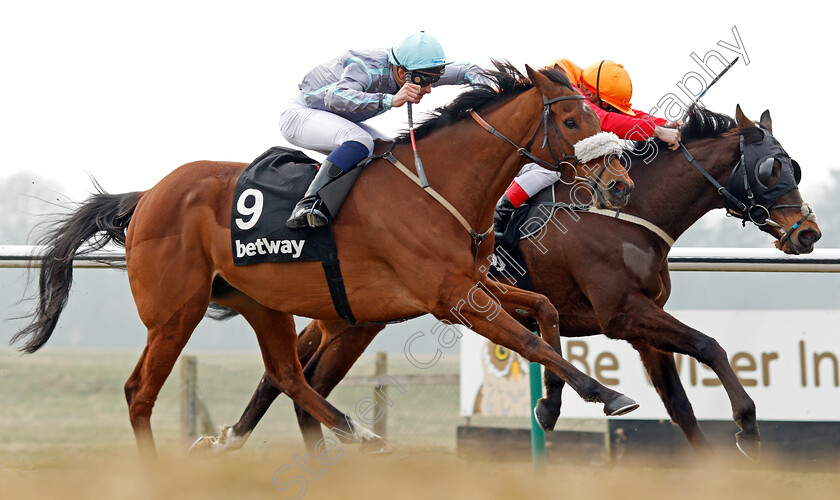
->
[564,119,578,129]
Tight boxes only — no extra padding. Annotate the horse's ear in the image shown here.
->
[525,64,552,93]
[759,110,773,133]
[552,63,569,79]
[735,104,753,128]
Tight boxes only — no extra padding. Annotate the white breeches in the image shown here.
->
[512,131,627,197]
[512,163,564,197]
[279,94,387,155]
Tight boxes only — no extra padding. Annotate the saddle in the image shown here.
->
[230,146,360,322]
[490,186,582,291]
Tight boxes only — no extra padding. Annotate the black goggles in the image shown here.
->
[407,66,444,87]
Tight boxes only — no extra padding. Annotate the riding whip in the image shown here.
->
[695,56,739,102]
[405,73,430,188]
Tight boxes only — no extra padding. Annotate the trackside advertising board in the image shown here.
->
[460,310,840,421]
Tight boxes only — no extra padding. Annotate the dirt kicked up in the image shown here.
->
[2,449,839,500]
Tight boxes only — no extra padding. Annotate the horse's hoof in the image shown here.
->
[735,432,761,462]
[603,394,639,416]
[189,436,216,459]
[534,398,560,432]
[188,426,248,459]
[360,436,392,456]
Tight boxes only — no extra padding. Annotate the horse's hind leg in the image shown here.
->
[231,321,324,446]
[632,343,714,457]
[239,303,387,453]
[192,318,386,457]
[294,322,386,454]
[124,286,210,458]
[605,293,760,460]
[191,317,323,457]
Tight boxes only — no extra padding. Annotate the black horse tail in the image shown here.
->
[10,188,144,354]
[205,277,242,321]
[206,302,241,321]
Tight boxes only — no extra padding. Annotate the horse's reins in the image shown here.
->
[470,93,620,200]
[470,94,585,181]
[679,140,813,248]
[362,143,492,265]
[369,91,592,265]
[679,142,748,213]
[535,135,812,251]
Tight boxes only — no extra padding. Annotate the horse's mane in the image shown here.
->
[680,104,737,142]
[627,104,746,160]
[395,59,574,143]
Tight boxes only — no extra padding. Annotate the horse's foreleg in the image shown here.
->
[605,294,760,460]
[486,280,570,430]
[632,342,714,456]
[434,281,637,416]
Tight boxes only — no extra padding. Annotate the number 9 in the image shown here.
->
[235,188,264,230]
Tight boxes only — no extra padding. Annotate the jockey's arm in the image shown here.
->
[588,103,680,149]
[435,62,496,89]
[588,103,663,139]
[323,64,393,116]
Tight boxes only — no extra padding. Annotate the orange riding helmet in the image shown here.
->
[550,58,582,87]
[580,60,635,116]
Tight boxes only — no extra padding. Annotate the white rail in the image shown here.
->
[1,245,839,272]
[0,245,125,269]
[667,247,840,272]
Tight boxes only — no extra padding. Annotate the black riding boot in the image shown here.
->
[493,194,516,235]
[286,161,345,229]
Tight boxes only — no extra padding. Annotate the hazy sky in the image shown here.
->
[1,1,836,205]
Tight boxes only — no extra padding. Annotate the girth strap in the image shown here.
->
[321,257,356,324]
[526,201,676,247]
[586,208,676,247]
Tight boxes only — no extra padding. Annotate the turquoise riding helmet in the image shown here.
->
[388,31,449,71]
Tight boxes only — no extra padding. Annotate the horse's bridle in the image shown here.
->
[470,93,593,183]
[679,137,813,248]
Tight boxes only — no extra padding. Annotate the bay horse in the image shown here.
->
[12,63,639,458]
[190,105,820,462]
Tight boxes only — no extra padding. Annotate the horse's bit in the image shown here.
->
[679,133,813,247]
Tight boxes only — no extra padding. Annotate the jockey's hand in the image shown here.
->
[654,125,681,150]
[664,120,684,128]
[392,82,425,108]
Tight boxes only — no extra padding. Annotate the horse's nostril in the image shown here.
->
[612,182,625,193]
[798,229,820,245]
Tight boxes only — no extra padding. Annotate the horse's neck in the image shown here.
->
[626,135,741,241]
[409,90,543,227]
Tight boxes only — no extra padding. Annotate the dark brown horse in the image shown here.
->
[12,63,638,458]
[190,105,820,461]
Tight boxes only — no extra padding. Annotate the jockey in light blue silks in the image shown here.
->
[280,31,492,229]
